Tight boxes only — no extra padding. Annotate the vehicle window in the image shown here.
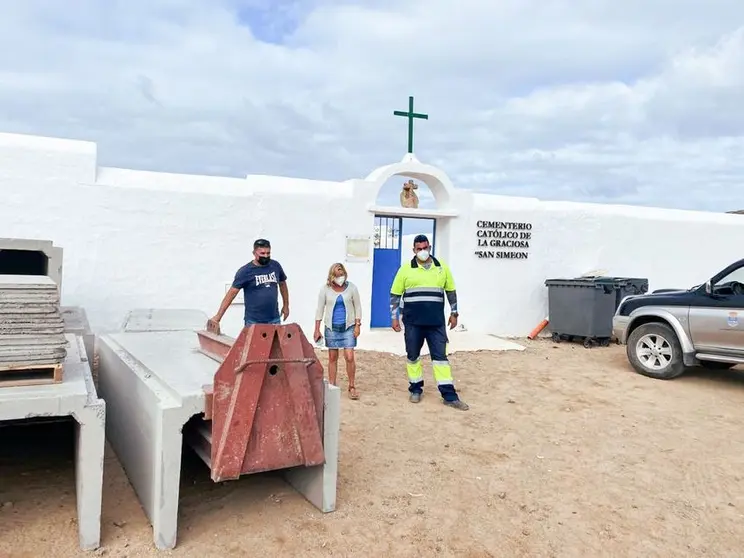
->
[716,266,744,285]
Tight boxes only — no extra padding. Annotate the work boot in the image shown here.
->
[409,392,422,403]
[443,399,469,411]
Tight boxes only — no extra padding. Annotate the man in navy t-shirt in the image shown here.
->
[207,238,290,332]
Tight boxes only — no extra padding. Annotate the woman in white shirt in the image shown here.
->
[313,263,362,400]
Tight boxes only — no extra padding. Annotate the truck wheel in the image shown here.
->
[626,322,685,380]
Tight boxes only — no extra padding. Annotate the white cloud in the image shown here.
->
[0,0,744,211]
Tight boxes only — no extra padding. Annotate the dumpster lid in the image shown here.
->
[545,276,648,288]
[545,277,616,287]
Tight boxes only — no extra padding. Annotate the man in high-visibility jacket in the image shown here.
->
[389,234,469,411]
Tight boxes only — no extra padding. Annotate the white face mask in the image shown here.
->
[333,276,346,286]
[415,250,430,262]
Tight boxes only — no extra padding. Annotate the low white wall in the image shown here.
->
[2,131,744,338]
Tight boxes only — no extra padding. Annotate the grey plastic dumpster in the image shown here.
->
[544,276,648,347]
[611,277,648,309]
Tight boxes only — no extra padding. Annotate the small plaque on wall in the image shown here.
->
[345,235,371,262]
[226,282,244,304]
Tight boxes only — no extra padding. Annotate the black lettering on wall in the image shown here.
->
[474,220,533,260]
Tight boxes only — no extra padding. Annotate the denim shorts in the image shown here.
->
[244,317,281,326]
[324,325,357,349]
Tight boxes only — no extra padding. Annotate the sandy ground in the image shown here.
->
[2,338,744,557]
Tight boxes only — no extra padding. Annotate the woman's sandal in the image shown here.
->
[348,386,359,400]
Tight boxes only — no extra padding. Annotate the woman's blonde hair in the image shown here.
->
[326,262,348,286]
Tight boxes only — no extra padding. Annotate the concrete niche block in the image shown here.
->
[97,315,341,550]
[0,334,106,550]
[0,237,64,289]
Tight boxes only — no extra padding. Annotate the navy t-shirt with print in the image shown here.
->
[232,260,287,324]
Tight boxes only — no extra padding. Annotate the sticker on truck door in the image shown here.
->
[728,312,739,327]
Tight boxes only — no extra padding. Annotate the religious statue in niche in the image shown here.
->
[400,179,420,209]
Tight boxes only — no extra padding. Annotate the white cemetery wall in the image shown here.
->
[0,132,374,338]
[448,193,744,336]
[2,131,744,339]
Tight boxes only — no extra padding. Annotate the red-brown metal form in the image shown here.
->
[197,330,227,421]
[197,330,232,363]
[195,324,325,482]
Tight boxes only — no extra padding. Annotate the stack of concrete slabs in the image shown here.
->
[0,275,67,385]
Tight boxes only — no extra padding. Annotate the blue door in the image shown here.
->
[370,216,402,327]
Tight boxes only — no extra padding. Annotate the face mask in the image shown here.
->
[257,256,270,265]
[334,276,346,286]
[415,250,429,262]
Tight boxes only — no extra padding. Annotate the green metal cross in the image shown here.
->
[393,96,428,153]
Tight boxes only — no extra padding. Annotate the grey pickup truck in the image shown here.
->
[613,258,744,379]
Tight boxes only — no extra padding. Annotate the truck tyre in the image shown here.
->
[626,322,686,380]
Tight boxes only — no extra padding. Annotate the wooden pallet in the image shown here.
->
[0,362,63,387]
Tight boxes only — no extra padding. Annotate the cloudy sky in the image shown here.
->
[1,1,744,211]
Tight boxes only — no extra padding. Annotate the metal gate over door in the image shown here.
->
[370,216,402,328]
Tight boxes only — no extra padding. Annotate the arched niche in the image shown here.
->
[365,154,459,214]
[375,174,437,209]
[363,154,461,270]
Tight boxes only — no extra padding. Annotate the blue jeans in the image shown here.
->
[244,317,281,326]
